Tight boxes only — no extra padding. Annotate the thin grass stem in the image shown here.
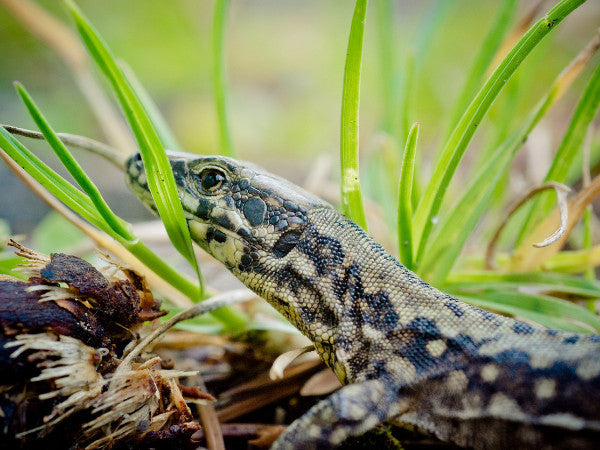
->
[212,0,235,157]
[397,123,419,269]
[340,0,368,231]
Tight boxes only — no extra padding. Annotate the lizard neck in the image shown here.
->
[240,207,533,385]
[236,207,464,382]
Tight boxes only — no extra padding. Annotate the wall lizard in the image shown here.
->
[126,152,600,449]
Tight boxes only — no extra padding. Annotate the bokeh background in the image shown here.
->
[1,0,599,251]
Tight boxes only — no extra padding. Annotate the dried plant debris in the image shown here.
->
[0,242,211,449]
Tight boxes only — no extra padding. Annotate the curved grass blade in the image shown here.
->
[15,83,133,240]
[412,0,587,265]
[0,129,185,292]
[65,0,202,295]
[0,129,108,232]
[212,0,235,157]
[340,0,368,231]
[0,138,194,304]
[509,168,600,272]
[397,122,419,269]
[517,58,600,243]
[419,129,522,282]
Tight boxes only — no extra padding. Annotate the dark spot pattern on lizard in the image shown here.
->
[212,228,227,244]
[243,196,267,226]
[297,224,345,275]
[564,335,579,345]
[272,229,303,258]
[513,322,535,334]
[444,299,464,317]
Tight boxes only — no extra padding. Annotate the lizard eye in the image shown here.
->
[198,168,226,192]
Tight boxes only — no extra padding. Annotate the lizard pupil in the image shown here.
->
[199,168,226,192]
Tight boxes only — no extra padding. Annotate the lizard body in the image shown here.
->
[126,152,600,449]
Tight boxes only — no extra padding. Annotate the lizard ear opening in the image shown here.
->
[272,229,303,258]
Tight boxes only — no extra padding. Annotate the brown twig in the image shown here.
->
[2,124,126,169]
[112,289,254,385]
[217,359,323,422]
[194,377,226,450]
[485,182,570,269]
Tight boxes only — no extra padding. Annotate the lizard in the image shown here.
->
[126,151,600,449]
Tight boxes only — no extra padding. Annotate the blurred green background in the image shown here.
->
[1,0,599,241]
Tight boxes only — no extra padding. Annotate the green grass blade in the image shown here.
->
[65,0,202,295]
[545,246,600,274]
[412,0,587,265]
[0,128,111,233]
[457,293,599,333]
[470,290,600,331]
[476,74,521,178]
[15,83,134,241]
[340,0,368,231]
[442,0,518,144]
[444,271,600,298]
[120,62,182,152]
[419,131,522,282]
[543,61,600,183]
[397,122,419,269]
[0,130,183,292]
[212,0,235,157]
[518,60,600,242]
[0,253,25,277]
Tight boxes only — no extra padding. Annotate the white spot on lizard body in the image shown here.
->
[480,363,499,382]
[446,370,469,393]
[576,358,600,380]
[487,393,527,420]
[426,339,446,357]
[534,378,556,399]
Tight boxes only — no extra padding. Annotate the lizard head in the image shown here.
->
[126,151,332,277]
[128,152,352,378]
